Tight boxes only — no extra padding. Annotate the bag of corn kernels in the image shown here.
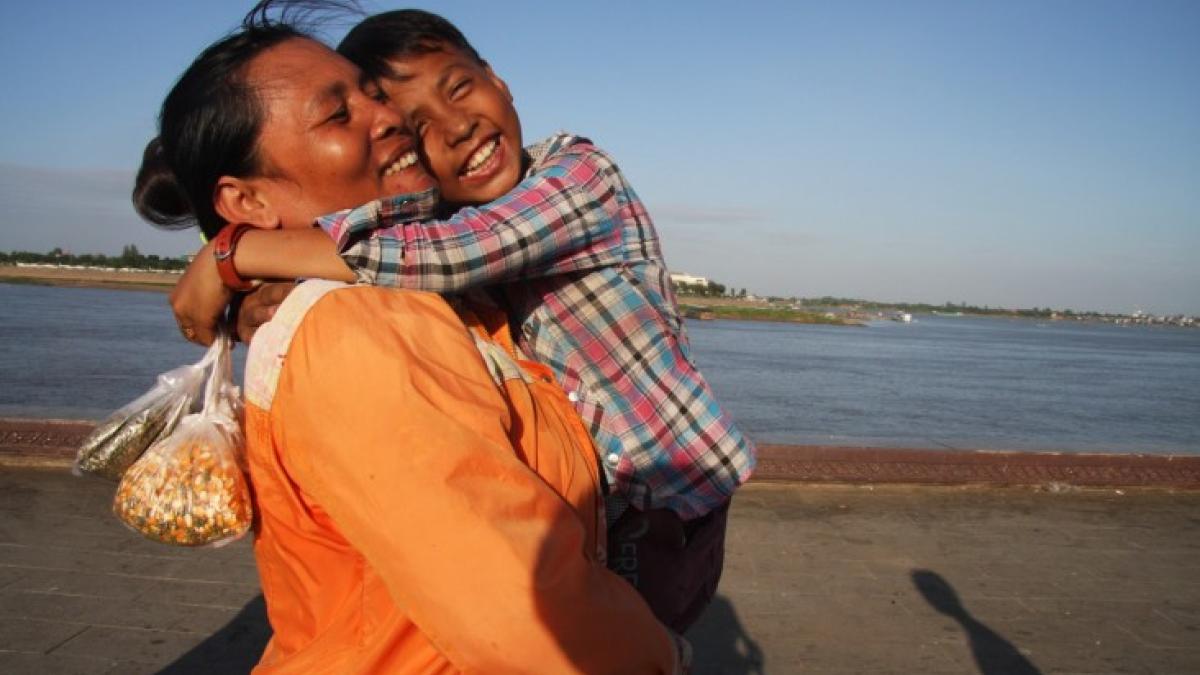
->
[114,331,251,547]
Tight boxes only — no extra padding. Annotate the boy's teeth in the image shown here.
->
[465,139,498,174]
[383,151,418,176]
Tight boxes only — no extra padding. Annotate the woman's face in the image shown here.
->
[242,38,436,228]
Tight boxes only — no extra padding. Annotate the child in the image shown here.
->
[175,8,754,632]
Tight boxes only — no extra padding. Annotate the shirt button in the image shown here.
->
[606,453,619,466]
[567,391,580,403]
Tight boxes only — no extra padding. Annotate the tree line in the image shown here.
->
[672,280,753,298]
[796,296,1106,319]
[0,246,188,271]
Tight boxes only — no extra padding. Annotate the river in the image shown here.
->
[2,283,1197,454]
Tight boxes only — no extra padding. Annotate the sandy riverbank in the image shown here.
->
[0,266,179,292]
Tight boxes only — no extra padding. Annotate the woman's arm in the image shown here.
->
[275,289,678,673]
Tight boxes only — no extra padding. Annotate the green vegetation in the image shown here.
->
[673,277,1196,327]
[795,296,1115,320]
[680,304,855,325]
[0,246,188,271]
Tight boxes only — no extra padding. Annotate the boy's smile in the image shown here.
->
[377,48,523,207]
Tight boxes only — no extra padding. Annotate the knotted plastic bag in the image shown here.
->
[75,362,206,481]
[113,332,252,547]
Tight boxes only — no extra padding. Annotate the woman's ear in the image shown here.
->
[213,176,280,228]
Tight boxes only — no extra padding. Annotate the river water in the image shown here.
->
[2,283,1197,453]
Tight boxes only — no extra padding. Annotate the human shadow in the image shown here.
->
[911,569,1042,675]
[686,594,766,674]
[156,594,272,674]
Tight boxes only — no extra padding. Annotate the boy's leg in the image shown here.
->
[607,500,731,633]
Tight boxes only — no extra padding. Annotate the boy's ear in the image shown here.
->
[483,63,513,103]
[213,176,281,228]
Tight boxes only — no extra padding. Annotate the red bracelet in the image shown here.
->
[211,223,256,292]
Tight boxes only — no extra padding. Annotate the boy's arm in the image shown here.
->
[234,228,356,282]
[172,139,625,342]
[170,228,352,346]
[326,140,627,292]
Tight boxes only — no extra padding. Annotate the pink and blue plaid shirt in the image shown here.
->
[318,133,754,519]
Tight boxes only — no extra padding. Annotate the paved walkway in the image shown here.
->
[1,467,1198,674]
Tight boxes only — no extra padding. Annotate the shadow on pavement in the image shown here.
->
[912,569,1042,675]
[687,594,766,674]
[157,595,271,674]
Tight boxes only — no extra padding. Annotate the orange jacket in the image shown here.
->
[242,281,677,674]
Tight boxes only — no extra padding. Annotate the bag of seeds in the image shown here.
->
[75,361,207,481]
[114,332,251,547]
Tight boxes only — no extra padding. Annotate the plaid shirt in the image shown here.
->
[318,133,755,519]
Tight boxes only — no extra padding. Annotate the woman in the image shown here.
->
[134,16,683,674]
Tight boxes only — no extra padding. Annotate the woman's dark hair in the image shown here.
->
[132,3,480,238]
[133,5,310,238]
[338,9,484,81]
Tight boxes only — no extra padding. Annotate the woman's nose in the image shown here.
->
[371,100,406,140]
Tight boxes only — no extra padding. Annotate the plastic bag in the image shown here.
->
[75,363,206,480]
[113,332,252,547]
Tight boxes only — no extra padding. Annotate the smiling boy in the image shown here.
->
[173,8,755,632]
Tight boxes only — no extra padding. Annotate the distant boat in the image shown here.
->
[891,312,913,323]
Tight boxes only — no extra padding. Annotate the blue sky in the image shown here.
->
[1,1,1197,314]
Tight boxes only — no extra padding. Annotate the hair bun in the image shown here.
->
[132,137,195,228]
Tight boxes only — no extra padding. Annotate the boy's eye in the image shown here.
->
[450,78,472,98]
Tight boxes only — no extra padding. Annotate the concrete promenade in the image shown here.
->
[2,466,1198,674]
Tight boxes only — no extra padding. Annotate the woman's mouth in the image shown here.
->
[382,151,419,176]
[460,137,502,180]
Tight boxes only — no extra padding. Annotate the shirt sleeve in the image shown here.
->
[320,141,626,291]
[271,288,677,674]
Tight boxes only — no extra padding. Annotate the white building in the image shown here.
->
[670,272,710,287]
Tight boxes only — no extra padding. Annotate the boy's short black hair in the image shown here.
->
[338,9,485,80]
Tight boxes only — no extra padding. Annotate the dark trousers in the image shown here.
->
[606,499,731,633]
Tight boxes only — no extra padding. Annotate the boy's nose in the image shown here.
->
[441,108,476,147]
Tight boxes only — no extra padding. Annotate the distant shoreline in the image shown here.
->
[3,270,1191,329]
[0,266,177,293]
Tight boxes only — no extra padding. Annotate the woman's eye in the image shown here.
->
[450,79,472,98]
[328,105,350,123]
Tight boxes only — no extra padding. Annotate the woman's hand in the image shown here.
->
[170,241,232,346]
[236,282,296,343]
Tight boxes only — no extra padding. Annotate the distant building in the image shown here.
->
[670,272,710,287]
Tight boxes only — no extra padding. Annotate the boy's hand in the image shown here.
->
[171,241,232,346]
[236,282,296,344]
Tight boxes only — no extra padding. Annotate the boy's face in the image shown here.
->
[377,47,523,207]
